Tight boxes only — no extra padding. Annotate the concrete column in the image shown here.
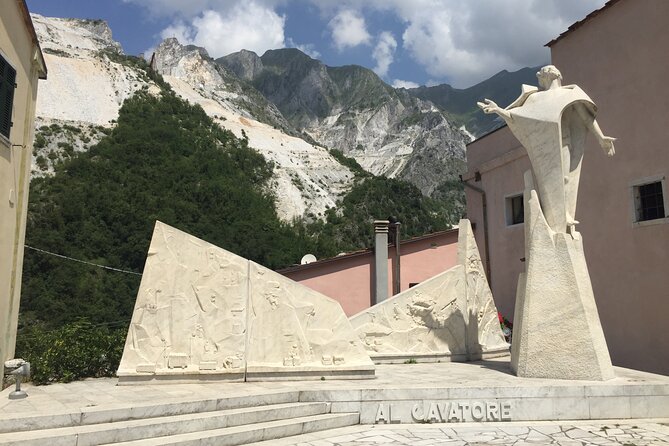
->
[373,220,389,305]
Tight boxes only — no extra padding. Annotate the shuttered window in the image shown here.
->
[0,54,17,139]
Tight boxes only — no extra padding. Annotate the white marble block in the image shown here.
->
[511,173,614,380]
[349,219,508,363]
[117,221,374,383]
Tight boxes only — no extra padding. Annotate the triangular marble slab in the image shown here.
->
[459,219,510,359]
[118,221,374,383]
[349,219,509,363]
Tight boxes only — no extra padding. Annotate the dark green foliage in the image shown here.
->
[43,48,69,57]
[57,141,74,156]
[308,176,453,255]
[63,124,81,134]
[20,89,311,331]
[19,79,461,384]
[97,50,171,90]
[15,320,126,384]
[328,149,369,177]
[35,155,47,170]
[34,133,47,149]
[432,179,467,223]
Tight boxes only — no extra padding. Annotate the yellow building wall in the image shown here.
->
[0,1,45,378]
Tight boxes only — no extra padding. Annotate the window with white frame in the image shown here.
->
[505,193,524,226]
[632,177,666,223]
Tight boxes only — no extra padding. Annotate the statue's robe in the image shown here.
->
[505,84,596,233]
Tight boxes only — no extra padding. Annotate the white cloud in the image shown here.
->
[309,0,608,87]
[158,3,285,58]
[160,21,194,45]
[372,31,397,77]
[392,79,420,89]
[286,38,321,59]
[129,0,610,87]
[328,9,371,51]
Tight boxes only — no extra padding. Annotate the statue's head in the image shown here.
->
[536,65,563,89]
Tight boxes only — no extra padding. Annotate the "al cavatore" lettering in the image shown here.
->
[375,401,512,423]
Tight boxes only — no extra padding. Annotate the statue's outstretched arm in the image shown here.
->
[575,103,616,156]
[477,99,512,121]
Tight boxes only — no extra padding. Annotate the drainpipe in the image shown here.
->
[460,174,492,285]
[388,216,401,296]
[373,220,390,305]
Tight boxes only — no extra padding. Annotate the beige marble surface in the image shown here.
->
[511,173,614,381]
[2,358,668,422]
[118,221,373,383]
[245,420,669,446]
[350,219,508,362]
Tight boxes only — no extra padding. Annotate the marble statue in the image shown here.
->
[117,221,374,383]
[349,219,509,363]
[478,65,615,234]
[477,65,615,380]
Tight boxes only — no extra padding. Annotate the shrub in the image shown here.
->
[15,320,126,385]
[35,155,48,170]
[34,133,47,149]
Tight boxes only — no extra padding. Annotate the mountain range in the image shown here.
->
[31,14,537,221]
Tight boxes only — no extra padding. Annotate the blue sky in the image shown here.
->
[26,0,607,89]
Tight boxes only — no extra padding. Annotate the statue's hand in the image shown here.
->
[477,99,501,115]
[601,136,616,156]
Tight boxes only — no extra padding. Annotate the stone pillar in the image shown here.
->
[373,220,389,305]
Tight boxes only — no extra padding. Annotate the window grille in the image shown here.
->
[635,181,665,222]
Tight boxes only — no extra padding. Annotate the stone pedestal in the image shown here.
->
[511,172,614,380]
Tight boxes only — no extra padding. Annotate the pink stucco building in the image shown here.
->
[280,229,459,316]
[464,0,669,375]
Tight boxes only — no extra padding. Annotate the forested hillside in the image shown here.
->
[17,75,460,382]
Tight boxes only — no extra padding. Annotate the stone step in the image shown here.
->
[107,413,360,446]
[0,402,332,446]
[0,390,300,434]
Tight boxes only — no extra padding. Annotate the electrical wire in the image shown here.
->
[24,245,142,276]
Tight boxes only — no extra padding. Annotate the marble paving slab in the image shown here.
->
[2,358,669,426]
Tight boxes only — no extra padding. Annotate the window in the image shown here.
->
[0,54,17,140]
[505,194,524,226]
[633,179,666,222]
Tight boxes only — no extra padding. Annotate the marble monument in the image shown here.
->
[349,219,509,363]
[117,221,374,383]
[478,65,615,380]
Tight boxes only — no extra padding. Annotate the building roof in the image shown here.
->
[466,123,508,147]
[277,227,459,274]
[18,0,47,79]
[545,0,621,47]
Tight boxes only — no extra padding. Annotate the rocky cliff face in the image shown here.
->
[218,49,265,82]
[32,15,522,220]
[219,49,469,196]
[31,14,162,177]
[153,39,301,139]
[32,14,159,127]
[31,16,353,221]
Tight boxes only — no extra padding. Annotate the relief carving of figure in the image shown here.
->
[478,65,615,234]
